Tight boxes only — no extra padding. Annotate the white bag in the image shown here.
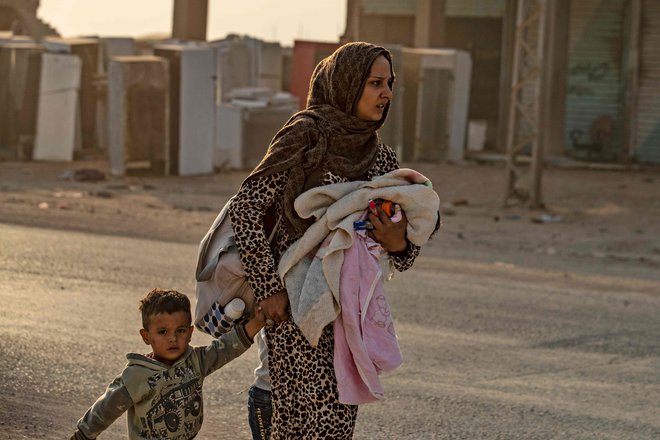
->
[194,196,278,327]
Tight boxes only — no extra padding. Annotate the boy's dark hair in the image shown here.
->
[139,288,191,328]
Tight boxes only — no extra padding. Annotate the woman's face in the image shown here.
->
[354,55,393,122]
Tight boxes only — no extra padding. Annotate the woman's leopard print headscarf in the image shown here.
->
[242,41,394,238]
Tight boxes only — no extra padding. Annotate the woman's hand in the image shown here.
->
[367,204,408,253]
[258,289,289,326]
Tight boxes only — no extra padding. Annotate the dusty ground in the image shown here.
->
[1,155,659,282]
[1,155,660,439]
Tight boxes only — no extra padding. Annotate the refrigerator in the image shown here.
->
[0,42,42,159]
[210,36,283,103]
[33,53,81,161]
[97,37,136,151]
[216,94,298,170]
[402,48,472,162]
[154,44,215,176]
[42,37,100,151]
[107,56,169,176]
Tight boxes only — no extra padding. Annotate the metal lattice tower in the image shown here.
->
[504,0,548,208]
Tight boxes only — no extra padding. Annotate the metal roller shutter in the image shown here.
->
[564,0,626,160]
[446,0,505,18]
[635,0,660,163]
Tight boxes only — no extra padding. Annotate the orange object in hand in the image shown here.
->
[380,200,394,217]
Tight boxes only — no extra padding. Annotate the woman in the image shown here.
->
[229,41,420,439]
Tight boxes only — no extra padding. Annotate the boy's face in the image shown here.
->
[139,311,193,364]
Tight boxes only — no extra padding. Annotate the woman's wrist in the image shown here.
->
[387,239,409,254]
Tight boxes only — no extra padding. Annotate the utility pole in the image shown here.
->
[504,0,549,209]
[171,0,208,41]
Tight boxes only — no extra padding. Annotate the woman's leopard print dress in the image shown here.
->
[229,144,419,439]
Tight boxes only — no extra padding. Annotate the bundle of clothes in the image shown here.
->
[280,168,440,404]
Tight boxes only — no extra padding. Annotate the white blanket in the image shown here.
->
[279,168,440,346]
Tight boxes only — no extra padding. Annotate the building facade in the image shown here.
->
[342,0,660,164]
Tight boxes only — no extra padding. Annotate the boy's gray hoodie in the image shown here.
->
[74,326,252,440]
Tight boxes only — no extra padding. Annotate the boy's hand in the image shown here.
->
[368,204,408,253]
[71,428,94,440]
[244,304,267,340]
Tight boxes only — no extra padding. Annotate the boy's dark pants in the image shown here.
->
[248,384,272,440]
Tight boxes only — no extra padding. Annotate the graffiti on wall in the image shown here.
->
[567,62,610,96]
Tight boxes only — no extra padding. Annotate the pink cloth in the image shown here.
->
[334,231,403,404]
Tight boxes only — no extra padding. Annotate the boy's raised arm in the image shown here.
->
[199,306,266,376]
[71,377,133,440]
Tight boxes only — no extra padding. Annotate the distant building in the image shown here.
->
[0,0,59,41]
[342,0,660,165]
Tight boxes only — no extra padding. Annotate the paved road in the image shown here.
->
[1,222,659,439]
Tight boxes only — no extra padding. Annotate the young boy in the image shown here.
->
[71,288,265,440]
